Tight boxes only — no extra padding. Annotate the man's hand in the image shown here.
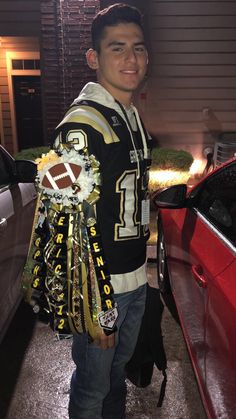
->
[93,331,116,349]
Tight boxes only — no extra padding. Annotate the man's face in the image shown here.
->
[94,22,148,105]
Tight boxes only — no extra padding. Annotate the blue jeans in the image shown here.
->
[68,284,146,419]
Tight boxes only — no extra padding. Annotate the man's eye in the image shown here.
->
[112,47,123,52]
[135,46,146,53]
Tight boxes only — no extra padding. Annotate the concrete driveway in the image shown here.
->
[0,262,206,419]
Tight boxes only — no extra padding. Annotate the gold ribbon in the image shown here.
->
[22,147,117,340]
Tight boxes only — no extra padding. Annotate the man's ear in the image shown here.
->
[86,48,99,70]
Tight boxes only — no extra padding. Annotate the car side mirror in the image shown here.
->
[15,160,37,183]
[153,184,187,209]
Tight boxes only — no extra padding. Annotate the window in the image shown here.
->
[194,162,236,246]
[12,59,40,71]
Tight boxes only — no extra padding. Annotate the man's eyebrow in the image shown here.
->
[107,41,146,47]
[107,41,126,47]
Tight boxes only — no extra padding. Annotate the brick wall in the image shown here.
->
[41,0,99,144]
[40,0,148,144]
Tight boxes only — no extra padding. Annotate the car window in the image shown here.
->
[194,162,236,246]
[0,150,12,188]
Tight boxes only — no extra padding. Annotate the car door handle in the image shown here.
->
[191,265,207,289]
[0,218,7,231]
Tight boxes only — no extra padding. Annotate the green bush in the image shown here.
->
[152,147,193,171]
[14,146,50,161]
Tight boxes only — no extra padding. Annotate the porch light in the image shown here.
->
[189,158,205,176]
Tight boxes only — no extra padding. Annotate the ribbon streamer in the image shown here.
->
[22,148,118,340]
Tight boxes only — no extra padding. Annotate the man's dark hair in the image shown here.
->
[91,3,144,52]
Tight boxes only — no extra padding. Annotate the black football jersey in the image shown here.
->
[53,100,152,274]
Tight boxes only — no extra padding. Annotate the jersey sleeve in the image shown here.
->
[51,103,119,163]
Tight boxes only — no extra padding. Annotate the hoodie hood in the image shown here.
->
[72,82,148,171]
[73,82,137,129]
[73,82,117,110]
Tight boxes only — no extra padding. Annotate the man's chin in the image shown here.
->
[121,83,140,92]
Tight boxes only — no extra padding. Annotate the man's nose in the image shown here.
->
[125,48,137,62]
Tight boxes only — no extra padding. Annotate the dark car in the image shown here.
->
[153,158,236,419]
[0,145,37,342]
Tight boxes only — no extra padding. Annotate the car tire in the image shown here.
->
[157,218,171,295]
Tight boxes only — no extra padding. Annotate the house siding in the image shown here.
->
[1,1,236,158]
[0,1,40,154]
[145,0,236,156]
[0,1,40,36]
[0,37,39,154]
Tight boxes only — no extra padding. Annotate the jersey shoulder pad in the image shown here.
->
[57,104,120,145]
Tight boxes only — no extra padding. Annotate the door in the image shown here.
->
[166,160,236,418]
[13,75,43,150]
[195,161,236,418]
[163,207,209,388]
[0,146,36,340]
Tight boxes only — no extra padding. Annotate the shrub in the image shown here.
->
[151,147,193,171]
[14,146,50,161]
[149,147,194,195]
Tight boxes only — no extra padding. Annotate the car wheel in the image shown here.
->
[157,219,171,295]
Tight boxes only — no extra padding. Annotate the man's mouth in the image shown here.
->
[121,70,138,74]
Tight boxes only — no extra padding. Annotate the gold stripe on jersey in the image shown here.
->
[57,105,120,144]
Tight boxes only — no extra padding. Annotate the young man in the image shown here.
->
[53,3,151,418]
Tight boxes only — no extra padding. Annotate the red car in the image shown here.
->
[0,145,37,342]
[153,157,236,419]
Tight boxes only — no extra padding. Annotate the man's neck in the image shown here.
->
[98,81,133,108]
